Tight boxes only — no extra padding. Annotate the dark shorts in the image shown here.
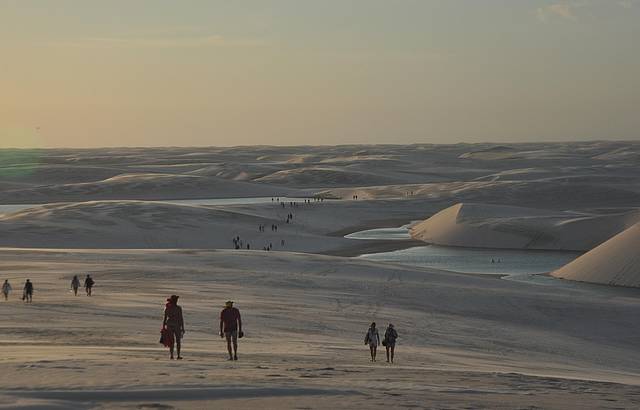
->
[224,329,238,343]
[167,326,182,341]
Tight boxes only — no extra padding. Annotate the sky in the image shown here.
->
[1,0,639,148]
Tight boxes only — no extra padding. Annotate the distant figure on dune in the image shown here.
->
[2,280,11,301]
[220,300,243,361]
[364,322,380,362]
[162,295,185,360]
[71,275,80,296]
[84,274,95,296]
[383,323,398,363]
[22,279,33,303]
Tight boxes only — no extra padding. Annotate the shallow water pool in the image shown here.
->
[358,245,582,276]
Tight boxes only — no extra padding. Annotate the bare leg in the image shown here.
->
[225,334,233,359]
[233,338,238,360]
[369,346,375,361]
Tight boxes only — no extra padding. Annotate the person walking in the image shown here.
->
[364,322,380,362]
[2,280,11,301]
[162,295,185,360]
[84,274,94,296]
[71,275,80,296]
[383,323,398,363]
[219,300,242,361]
[23,279,33,303]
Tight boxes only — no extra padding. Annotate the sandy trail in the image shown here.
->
[1,249,639,409]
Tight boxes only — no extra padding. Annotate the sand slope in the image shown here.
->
[0,200,359,252]
[410,203,639,251]
[0,173,297,204]
[552,222,640,288]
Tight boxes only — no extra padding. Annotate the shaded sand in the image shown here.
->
[552,223,640,287]
[410,203,640,251]
[0,249,639,409]
[0,173,298,204]
[0,200,429,254]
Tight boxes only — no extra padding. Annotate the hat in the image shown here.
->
[225,300,233,306]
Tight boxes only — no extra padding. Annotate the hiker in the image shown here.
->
[162,295,185,360]
[71,275,80,296]
[364,322,380,362]
[220,300,242,361]
[2,280,11,301]
[84,274,95,296]
[23,279,33,303]
[383,323,398,363]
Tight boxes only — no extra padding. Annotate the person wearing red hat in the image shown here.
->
[163,295,185,360]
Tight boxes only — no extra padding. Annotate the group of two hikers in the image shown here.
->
[2,279,33,302]
[162,296,242,361]
[71,274,95,296]
[365,322,398,363]
[1,275,95,302]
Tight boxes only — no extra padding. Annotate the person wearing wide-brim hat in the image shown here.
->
[163,294,185,360]
[220,300,243,360]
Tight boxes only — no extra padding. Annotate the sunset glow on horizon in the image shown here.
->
[2,0,639,148]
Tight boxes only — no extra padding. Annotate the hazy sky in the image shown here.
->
[1,0,639,148]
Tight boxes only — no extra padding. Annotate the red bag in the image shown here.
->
[159,328,174,348]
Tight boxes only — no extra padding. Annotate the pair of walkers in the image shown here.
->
[364,322,398,363]
[71,274,94,296]
[161,297,243,361]
[2,279,33,302]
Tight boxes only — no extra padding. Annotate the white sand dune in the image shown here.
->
[410,203,640,251]
[254,167,403,187]
[593,146,640,161]
[0,173,297,204]
[188,163,283,181]
[0,164,123,185]
[0,200,361,252]
[552,222,640,287]
[319,178,640,209]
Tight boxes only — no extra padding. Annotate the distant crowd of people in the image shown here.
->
[231,197,327,252]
